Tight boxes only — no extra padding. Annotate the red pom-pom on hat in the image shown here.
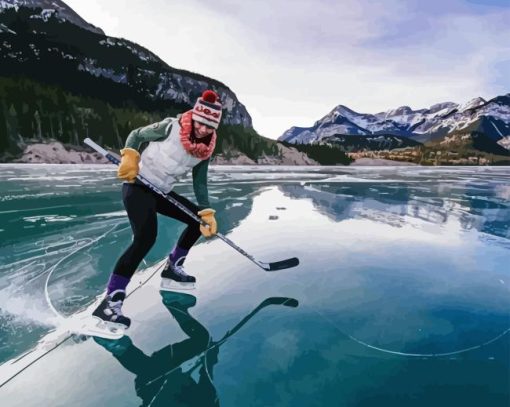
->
[202,90,218,103]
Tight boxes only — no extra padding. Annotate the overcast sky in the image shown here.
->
[64,0,510,139]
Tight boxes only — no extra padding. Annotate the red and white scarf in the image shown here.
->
[179,110,216,160]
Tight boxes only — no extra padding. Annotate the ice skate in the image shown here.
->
[90,289,131,335]
[160,257,196,291]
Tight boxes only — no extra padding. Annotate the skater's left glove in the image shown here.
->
[198,208,217,238]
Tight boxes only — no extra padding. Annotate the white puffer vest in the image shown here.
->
[139,119,202,194]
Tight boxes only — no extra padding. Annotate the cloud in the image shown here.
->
[191,0,411,58]
[62,0,510,139]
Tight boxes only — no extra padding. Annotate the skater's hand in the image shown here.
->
[198,208,217,237]
[117,148,140,182]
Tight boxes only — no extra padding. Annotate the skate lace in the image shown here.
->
[171,257,188,277]
[108,299,124,316]
[173,264,188,277]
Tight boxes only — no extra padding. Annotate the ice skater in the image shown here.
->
[92,90,222,331]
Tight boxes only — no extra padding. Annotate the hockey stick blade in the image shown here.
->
[260,256,300,271]
[218,296,299,345]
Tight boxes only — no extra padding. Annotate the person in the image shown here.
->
[92,89,222,331]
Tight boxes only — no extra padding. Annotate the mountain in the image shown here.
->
[0,1,326,164]
[2,0,303,165]
[0,0,251,126]
[279,94,510,152]
[0,0,104,34]
[434,130,510,156]
[321,134,421,152]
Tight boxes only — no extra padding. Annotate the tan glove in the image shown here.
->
[117,148,140,182]
[198,208,217,238]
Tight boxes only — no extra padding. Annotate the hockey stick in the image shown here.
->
[84,138,299,272]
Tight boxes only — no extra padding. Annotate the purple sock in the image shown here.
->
[107,273,130,295]
[169,246,189,264]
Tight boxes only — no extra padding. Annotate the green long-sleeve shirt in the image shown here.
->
[125,118,212,209]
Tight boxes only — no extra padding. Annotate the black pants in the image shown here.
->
[113,183,202,278]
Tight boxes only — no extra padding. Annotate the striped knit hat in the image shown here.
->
[192,90,223,129]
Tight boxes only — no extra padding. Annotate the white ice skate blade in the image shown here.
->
[64,314,126,340]
[160,278,195,291]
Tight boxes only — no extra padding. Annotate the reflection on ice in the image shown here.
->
[279,177,510,241]
[93,293,298,406]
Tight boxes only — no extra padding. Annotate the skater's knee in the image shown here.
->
[189,327,211,348]
[133,230,157,250]
[182,332,209,351]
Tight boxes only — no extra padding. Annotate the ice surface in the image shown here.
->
[0,165,509,405]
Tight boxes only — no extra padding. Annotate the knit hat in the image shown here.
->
[192,90,223,129]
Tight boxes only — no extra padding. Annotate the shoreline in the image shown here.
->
[5,141,507,167]
[9,141,321,166]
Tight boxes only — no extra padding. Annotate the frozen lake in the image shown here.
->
[0,165,509,406]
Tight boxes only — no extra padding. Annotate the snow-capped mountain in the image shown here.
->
[0,0,252,127]
[0,0,104,34]
[279,95,510,148]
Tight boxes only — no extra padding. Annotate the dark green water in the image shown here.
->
[0,165,509,406]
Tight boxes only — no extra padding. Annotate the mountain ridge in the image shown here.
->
[279,94,510,146]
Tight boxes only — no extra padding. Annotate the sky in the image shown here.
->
[63,0,510,139]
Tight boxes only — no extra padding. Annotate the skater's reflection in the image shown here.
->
[94,291,299,406]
